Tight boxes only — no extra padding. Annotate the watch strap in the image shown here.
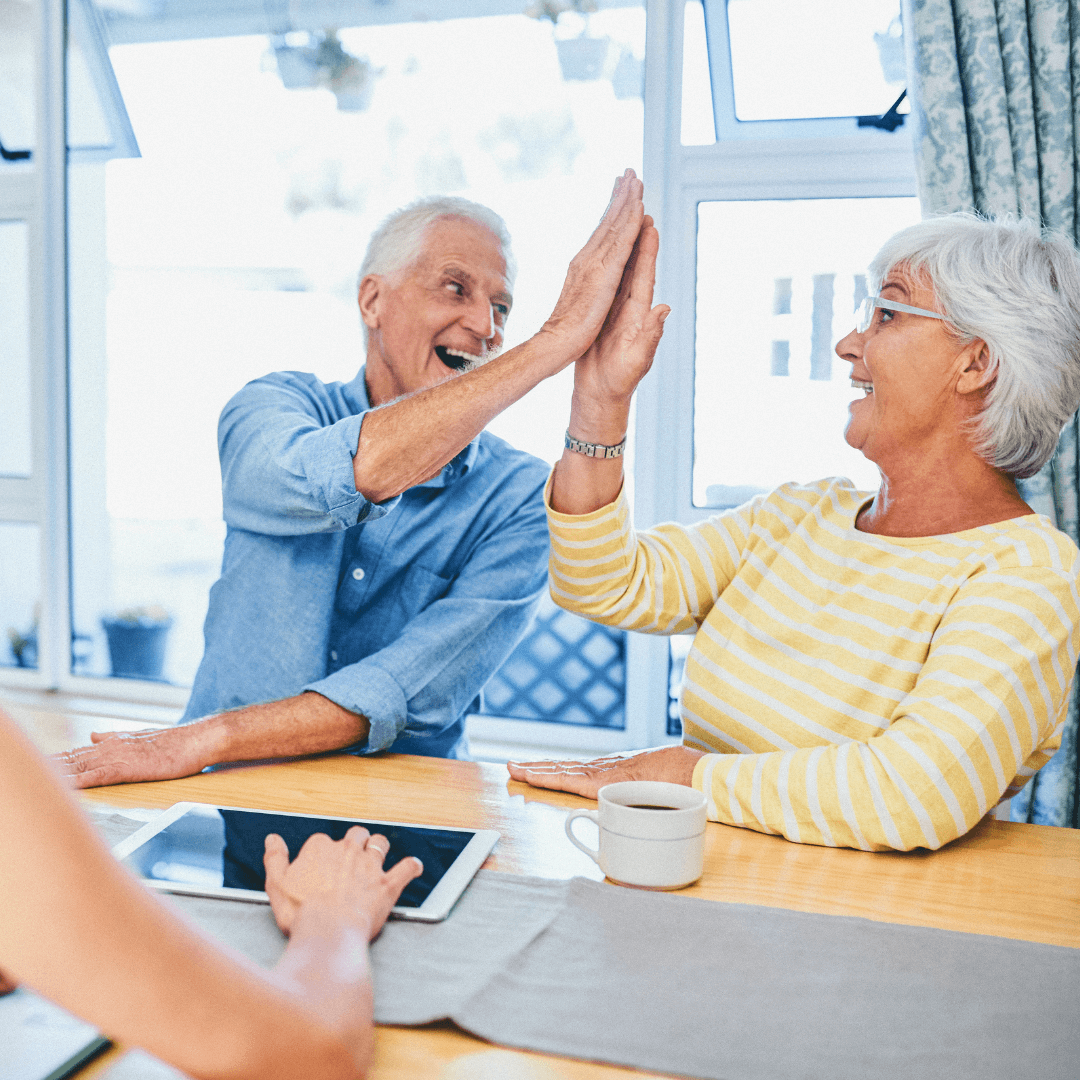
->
[564,430,626,459]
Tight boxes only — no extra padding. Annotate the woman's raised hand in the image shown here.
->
[575,213,668,407]
[263,826,423,940]
[539,169,649,363]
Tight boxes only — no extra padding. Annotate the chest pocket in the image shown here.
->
[395,563,454,622]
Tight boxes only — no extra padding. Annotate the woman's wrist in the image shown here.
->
[568,390,632,447]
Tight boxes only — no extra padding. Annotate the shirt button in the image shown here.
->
[330,650,338,661]
[352,567,365,581]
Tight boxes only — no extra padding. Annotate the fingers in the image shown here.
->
[385,855,424,898]
[263,832,290,888]
[363,831,390,862]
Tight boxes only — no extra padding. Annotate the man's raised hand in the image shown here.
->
[539,169,647,362]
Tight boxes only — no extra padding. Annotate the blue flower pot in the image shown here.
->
[101,617,172,680]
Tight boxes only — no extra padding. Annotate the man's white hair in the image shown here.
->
[358,196,516,288]
[868,212,1080,479]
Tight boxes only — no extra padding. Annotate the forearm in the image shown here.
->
[270,904,375,1078]
[202,692,370,766]
[550,387,631,515]
[354,330,574,502]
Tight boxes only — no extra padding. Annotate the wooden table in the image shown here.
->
[69,751,1080,1079]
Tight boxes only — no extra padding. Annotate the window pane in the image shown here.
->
[0,220,32,477]
[69,4,642,719]
[727,0,904,121]
[693,197,921,508]
[0,522,40,670]
[0,0,35,154]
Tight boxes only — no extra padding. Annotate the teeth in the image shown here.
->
[445,348,482,363]
[851,379,873,392]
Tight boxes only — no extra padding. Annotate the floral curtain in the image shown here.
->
[904,0,1080,827]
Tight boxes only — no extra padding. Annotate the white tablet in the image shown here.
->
[111,802,498,923]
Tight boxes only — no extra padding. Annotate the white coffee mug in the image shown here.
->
[564,780,707,890]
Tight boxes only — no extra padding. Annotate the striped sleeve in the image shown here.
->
[546,479,757,634]
[694,563,1079,851]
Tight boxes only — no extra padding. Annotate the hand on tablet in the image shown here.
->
[263,826,423,941]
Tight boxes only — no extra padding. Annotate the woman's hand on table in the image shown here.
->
[507,746,705,800]
[263,826,423,941]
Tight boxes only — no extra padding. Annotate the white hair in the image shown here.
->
[358,196,516,288]
[868,213,1080,479]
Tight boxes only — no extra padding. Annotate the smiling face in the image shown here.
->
[359,216,513,406]
[834,267,991,472]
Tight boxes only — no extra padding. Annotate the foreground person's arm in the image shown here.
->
[2,712,420,1079]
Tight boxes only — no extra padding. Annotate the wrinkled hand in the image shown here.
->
[574,214,668,406]
[507,746,705,800]
[539,169,647,362]
[52,725,212,790]
[0,968,17,996]
[263,827,423,940]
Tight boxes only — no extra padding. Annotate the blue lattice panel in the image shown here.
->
[481,594,626,728]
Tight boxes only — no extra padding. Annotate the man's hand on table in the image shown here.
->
[263,826,423,940]
[52,692,371,789]
[52,723,217,789]
[507,745,705,800]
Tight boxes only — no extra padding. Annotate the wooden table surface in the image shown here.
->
[65,750,1080,1080]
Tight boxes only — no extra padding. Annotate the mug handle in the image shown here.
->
[565,809,601,864]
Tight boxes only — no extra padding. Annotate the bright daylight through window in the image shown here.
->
[64,1,644,737]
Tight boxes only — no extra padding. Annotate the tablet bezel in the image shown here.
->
[110,801,498,923]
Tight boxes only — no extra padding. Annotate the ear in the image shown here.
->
[358,274,382,331]
[956,339,994,395]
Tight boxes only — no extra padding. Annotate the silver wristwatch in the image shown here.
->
[564,429,627,459]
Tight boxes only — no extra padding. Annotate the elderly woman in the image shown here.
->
[510,210,1080,852]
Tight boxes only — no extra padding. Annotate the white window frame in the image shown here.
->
[0,0,70,697]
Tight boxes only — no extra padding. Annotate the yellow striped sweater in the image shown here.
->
[547,477,1080,851]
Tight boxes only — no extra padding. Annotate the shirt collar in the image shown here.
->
[346,366,480,489]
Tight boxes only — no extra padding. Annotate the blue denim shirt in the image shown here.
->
[182,367,550,759]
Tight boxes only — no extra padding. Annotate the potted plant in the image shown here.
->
[527,0,616,83]
[101,605,172,681]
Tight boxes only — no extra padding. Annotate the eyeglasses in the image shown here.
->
[855,295,949,334]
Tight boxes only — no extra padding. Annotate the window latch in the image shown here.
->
[856,89,907,133]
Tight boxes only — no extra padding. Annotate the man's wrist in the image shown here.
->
[190,712,235,767]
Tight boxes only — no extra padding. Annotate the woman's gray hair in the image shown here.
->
[358,196,516,288]
[868,212,1080,479]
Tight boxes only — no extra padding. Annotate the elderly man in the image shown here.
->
[59,170,661,787]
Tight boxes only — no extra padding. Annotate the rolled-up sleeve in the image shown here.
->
[219,372,400,535]
[304,486,550,752]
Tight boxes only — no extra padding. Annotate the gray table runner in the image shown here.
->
[88,806,1080,1080]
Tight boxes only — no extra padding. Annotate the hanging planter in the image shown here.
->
[526,0,613,83]
[555,35,616,82]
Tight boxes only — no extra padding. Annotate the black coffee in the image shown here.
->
[625,803,679,810]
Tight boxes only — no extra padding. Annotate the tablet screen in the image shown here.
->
[119,805,476,908]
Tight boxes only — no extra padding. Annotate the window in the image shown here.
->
[643,0,919,735]
[3,0,923,759]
